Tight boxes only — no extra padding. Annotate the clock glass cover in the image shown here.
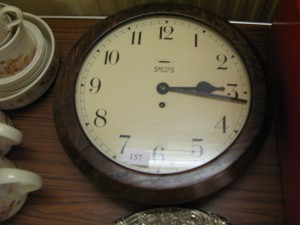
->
[75,15,251,174]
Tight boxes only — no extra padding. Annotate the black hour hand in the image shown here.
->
[195,81,225,93]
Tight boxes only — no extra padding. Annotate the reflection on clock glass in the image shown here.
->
[75,15,251,174]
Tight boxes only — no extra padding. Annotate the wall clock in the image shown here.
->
[53,3,271,204]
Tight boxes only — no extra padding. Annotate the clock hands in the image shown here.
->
[157,81,224,93]
[157,81,247,103]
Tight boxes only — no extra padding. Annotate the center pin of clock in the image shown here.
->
[157,82,170,94]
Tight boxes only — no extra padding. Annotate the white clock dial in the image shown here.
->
[75,16,251,174]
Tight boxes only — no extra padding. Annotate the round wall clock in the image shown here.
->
[54,3,271,204]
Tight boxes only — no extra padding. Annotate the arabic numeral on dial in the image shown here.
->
[159,26,174,40]
[215,116,228,133]
[119,135,131,154]
[131,31,142,45]
[94,109,107,127]
[194,33,198,47]
[217,54,228,70]
[104,50,120,65]
[152,146,165,163]
[192,138,204,158]
[227,83,239,99]
[89,77,101,94]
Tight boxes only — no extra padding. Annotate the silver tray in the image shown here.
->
[112,207,232,225]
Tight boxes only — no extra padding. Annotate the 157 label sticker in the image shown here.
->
[123,148,151,166]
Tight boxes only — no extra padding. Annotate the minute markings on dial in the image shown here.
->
[157,82,248,103]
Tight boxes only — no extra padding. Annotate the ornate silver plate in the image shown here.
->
[112,208,232,225]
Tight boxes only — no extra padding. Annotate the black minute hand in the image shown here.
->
[157,82,247,104]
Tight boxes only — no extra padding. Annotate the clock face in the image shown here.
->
[74,15,251,174]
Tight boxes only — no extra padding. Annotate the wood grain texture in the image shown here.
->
[2,18,285,224]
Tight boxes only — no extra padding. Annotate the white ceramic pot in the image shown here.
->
[0,156,42,222]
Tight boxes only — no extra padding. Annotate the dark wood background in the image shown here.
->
[3,19,285,225]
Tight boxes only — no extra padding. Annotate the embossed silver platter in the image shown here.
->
[112,208,232,225]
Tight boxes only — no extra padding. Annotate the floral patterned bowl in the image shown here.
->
[0,156,42,222]
[0,12,59,110]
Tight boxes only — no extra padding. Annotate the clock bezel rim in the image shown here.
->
[54,3,270,204]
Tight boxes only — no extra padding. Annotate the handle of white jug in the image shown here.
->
[0,168,42,194]
[0,123,23,145]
